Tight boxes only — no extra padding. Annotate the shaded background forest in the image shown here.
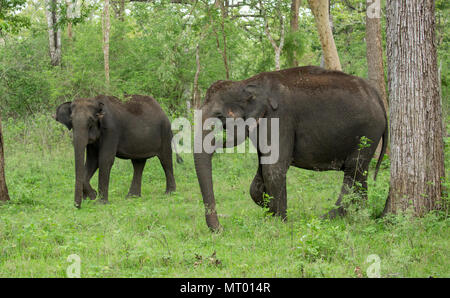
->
[0,0,448,118]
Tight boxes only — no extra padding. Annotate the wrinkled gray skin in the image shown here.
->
[55,94,182,208]
[194,66,388,232]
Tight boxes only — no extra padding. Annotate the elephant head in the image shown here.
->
[55,98,105,208]
[193,76,279,232]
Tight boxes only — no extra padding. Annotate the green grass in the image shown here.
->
[0,114,448,277]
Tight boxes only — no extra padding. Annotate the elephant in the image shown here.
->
[55,94,183,208]
[194,66,388,232]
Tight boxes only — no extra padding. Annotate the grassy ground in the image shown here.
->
[0,114,448,277]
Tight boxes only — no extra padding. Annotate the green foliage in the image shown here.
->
[283,29,307,67]
[1,1,448,117]
[0,0,30,34]
[0,117,448,277]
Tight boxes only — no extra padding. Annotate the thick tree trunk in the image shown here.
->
[45,0,62,66]
[289,0,301,67]
[307,0,341,70]
[103,0,111,86]
[383,0,445,216]
[366,0,388,155]
[0,116,10,202]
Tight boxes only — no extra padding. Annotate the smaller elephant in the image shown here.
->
[55,94,182,208]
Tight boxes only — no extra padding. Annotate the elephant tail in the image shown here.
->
[373,122,388,181]
[176,153,184,164]
[171,137,184,164]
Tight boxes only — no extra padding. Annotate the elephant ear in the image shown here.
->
[243,82,278,111]
[55,102,73,130]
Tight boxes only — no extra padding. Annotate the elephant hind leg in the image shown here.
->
[261,162,289,220]
[158,151,176,194]
[323,151,371,219]
[127,159,146,197]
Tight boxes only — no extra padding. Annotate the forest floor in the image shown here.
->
[0,114,448,277]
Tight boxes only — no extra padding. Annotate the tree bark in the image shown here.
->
[264,16,285,71]
[366,0,388,155]
[261,1,285,71]
[65,0,73,40]
[214,0,230,79]
[307,0,341,70]
[103,0,111,86]
[289,0,301,67]
[0,116,10,202]
[45,0,62,66]
[193,44,201,108]
[383,0,445,216]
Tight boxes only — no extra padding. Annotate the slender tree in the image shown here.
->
[193,44,202,108]
[0,116,9,202]
[65,0,73,40]
[260,1,285,71]
[307,0,341,70]
[366,0,388,154]
[45,0,62,66]
[102,0,111,86]
[383,0,445,216]
[289,0,301,67]
[211,0,230,79]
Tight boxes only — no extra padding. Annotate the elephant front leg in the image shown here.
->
[250,164,265,207]
[261,162,289,220]
[97,153,115,204]
[83,145,98,200]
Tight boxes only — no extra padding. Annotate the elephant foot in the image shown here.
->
[83,186,97,200]
[206,213,223,233]
[165,187,176,194]
[266,209,287,221]
[126,193,141,198]
[96,199,110,205]
[322,206,346,220]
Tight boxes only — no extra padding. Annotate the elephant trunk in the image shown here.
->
[194,129,221,232]
[73,126,88,208]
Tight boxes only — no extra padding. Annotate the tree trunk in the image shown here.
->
[193,44,202,108]
[263,11,285,71]
[0,116,10,202]
[307,0,341,70]
[217,0,230,79]
[45,0,62,66]
[383,0,445,216]
[66,0,73,40]
[366,0,388,155]
[289,0,301,67]
[103,0,111,86]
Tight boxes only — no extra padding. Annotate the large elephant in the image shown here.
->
[194,66,388,231]
[55,94,182,208]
